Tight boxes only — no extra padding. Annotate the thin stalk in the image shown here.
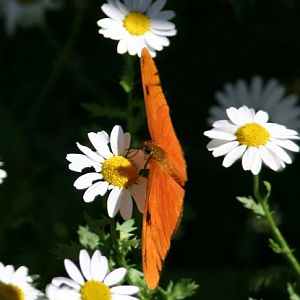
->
[253,175,300,278]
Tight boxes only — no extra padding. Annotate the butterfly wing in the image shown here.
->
[140,48,187,289]
[140,48,187,185]
[142,160,185,289]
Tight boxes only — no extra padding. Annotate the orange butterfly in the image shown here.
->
[140,48,187,290]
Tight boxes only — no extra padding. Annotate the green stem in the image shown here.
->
[109,218,128,268]
[253,175,300,278]
[24,7,85,126]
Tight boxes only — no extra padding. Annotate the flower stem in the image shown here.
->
[253,175,300,279]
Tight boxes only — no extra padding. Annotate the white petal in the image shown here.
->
[270,138,299,152]
[250,76,263,105]
[137,0,152,12]
[66,154,100,172]
[266,142,292,164]
[226,107,244,125]
[79,250,92,281]
[123,132,131,153]
[64,260,85,285]
[223,145,247,167]
[74,173,102,190]
[101,3,125,20]
[104,268,127,286]
[117,39,129,54]
[88,131,112,159]
[150,19,175,30]
[111,285,139,295]
[107,187,122,217]
[211,141,239,157]
[152,10,175,20]
[83,181,109,202]
[52,277,81,290]
[110,125,125,155]
[150,27,176,36]
[254,110,269,123]
[119,189,133,220]
[77,143,104,163]
[242,147,257,170]
[259,146,281,171]
[147,0,166,17]
[203,129,236,141]
[91,251,108,282]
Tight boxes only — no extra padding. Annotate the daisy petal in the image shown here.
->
[64,260,84,285]
[91,251,108,282]
[223,145,246,167]
[79,250,92,281]
[74,173,102,190]
[104,267,127,286]
[107,187,122,217]
[119,188,133,220]
[111,285,139,295]
[83,181,109,202]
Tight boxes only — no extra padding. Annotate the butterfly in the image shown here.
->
[140,48,187,289]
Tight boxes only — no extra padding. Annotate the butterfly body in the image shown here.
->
[140,48,187,290]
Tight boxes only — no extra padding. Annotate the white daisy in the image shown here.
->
[0,0,61,36]
[208,76,300,131]
[0,161,7,184]
[66,125,147,220]
[204,106,300,175]
[97,0,177,57]
[0,261,42,300]
[51,249,140,300]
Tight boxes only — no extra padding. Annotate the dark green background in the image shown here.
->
[1,0,300,299]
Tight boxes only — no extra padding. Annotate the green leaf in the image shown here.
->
[263,181,272,201]
[236,196,265,216]
[77,225,100,250]
[164,279,199,300]
[269,238,282,254]
[120,79,133,93]
[287,283,300,300]
[117,219,137,238]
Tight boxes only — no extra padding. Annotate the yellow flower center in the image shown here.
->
[0,284,25,300]
[235,123,270,147]
[18,0,38,4]
[123,12,150,35]
[101,155,138,188]
[80,280,111,300]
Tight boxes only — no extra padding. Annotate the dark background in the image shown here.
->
[1,0,300,299]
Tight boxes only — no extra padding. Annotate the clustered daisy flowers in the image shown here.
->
[50,249,140,300]
[0,261,42,300]
[66,125,147,220]
[208,76,300,131]
[0,161,7,184]
[204,106,300,175]
[97,0,177,57]
[0,0,60,36]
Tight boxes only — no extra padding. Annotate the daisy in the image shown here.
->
[208,76,300,131]
[204,106,300,175]
[66,125,147,220]
[97,0,177,57]
[0,0,60,36]
[0,161,7,184]
[0,261,42,300]
[51,249,139,300]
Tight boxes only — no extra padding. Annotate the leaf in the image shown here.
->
[236,196,265,216]
[164,279,199,300]
[263,181,272,201]
[269,238,282,254]
[117,219,137,239]
[287,283,300,300]
[77,225,100,250]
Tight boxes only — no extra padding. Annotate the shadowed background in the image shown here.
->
[1,0,300,299]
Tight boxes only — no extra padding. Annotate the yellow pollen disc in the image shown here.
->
[102,155,138,188]
[0,284,25,300]
[123,12,150,35]
[18,0,38,4]
[235,122,270,147]
[80,280,111,300]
